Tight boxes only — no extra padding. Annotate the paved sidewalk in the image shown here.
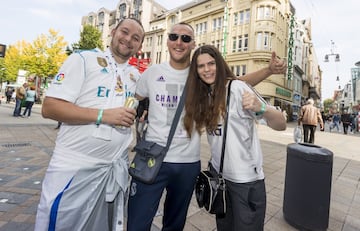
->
[0,102,359,230]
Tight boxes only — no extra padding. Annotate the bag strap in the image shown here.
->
[164,82,187,152]
[219,80,233,175]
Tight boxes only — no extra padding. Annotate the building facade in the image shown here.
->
[81,0,322,121]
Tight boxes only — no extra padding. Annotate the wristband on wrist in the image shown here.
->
[256,103,266,116]
[96,109,104,126]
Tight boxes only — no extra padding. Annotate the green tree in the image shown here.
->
[323,98,334,114]
[26,29,68,79]
[3,41,29,83]
[72,25,104,52]
[2,29,68,84]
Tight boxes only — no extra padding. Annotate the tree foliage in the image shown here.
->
[72,25,104,52]
[2,29,68,83]
[323,98,334,114]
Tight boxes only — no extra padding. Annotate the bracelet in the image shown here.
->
[256,103,266,116]
[96,109,104,126]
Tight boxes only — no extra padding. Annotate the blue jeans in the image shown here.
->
[127,161,201,231]
[13,98,22,116]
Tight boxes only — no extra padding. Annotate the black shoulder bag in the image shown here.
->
[195,80,232,215]
[129,86,186,184]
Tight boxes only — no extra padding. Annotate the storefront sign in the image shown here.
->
[276,87,291,98]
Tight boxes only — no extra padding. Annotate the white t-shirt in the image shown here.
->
[46,48,140,164]
[136,62,200,163]
[208,80,266,183]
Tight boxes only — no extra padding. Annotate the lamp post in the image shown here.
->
[0,67,5,92]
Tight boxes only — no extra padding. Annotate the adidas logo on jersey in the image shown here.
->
[157,76,165,82]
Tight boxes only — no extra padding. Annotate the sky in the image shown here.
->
[1,0,359,100]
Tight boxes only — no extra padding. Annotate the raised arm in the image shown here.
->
[238,51,287,86]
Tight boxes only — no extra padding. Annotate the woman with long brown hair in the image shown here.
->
[184,45,286,230]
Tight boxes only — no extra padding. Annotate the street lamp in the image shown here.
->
[0,67,5,92]
[324,40,341,89]
[324,40,340,62]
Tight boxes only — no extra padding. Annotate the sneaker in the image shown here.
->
[21,115,25,118]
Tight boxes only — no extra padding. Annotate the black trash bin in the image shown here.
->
[283,143,333,231]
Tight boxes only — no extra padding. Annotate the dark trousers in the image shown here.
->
[303,124,317,143]
[216,179,266,231]
[23,101,34,117]
[127,161,200,231]
[343,122,350,134]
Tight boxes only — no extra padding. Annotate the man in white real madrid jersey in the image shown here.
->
[35,18,145,231]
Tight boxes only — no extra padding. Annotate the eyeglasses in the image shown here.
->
[168,33,193,43]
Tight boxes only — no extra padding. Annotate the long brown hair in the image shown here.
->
[184,45,236,137]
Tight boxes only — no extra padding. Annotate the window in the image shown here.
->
[119,4,126,19]
[232,37,236,52]
[88,16,94,24]
[237,36,242,52]
[256,32,271,50]
[236,66,240,76]
[244,9,250,23]
[216,40,220,50]
[257,7,264,20]
[170,15,176,24]
[217,18,222,29]
[195,22,207,35]
[98,12,105,31]
[239,11,244,24]
[256,33,262,50]
[257,6,274,20]
[156,52,161,64]
[264,6,271,19]
[243,34,248,51]
[212,17,222,31]
[241,65,247,76]
[263,32,269,50]
[157,35,163,46]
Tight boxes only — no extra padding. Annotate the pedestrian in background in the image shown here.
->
[127,22,287,231]
[183,45,286,230]
[330,112,340,132]
[5,87,13,103]
[341,110,352,135]
[34,18,145,231]
[13,82,28,117]
[22,85,37,118]
[298,98,324,143]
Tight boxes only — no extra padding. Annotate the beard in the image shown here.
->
[111,40,134,61]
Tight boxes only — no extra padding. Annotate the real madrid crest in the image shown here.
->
[97,57,108,67]
[97,57,108,73]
